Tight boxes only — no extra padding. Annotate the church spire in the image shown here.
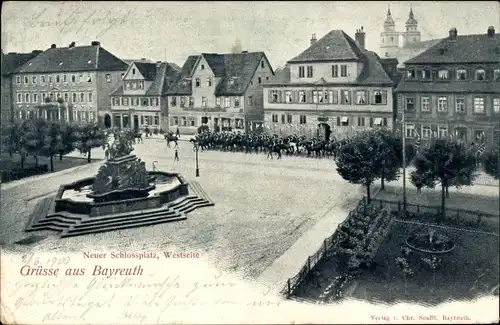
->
[384,4,395,27]
[406,5,418,25]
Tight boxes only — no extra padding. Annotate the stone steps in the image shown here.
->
[25,197,54,230]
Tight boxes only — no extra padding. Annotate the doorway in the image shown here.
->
[104,114,112,128]
[317,123,332,141]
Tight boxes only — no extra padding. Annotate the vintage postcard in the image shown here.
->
[1,1,499,324]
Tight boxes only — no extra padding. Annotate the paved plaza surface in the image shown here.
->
[1,137,498,292]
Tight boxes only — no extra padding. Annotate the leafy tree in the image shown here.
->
[41,121,65,172]
[335,130,385,202]
[57,122,76,161]
[482,147,499,180]
[2,119,22,159]
[22,118,48,166]
[73,122,106,163]
[412,138,477,221]
[375,128,402,190]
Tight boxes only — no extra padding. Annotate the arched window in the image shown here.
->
[475,69,486,81]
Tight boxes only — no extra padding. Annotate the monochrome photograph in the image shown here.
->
[1,1,499,324]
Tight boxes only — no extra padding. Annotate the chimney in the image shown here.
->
[310,33,317,46]
[91,41,100,46]
[448,28,458,40]
[50,44,56,49]
[355,26,366,50]
[241,50,248,53]
[69,42,76,48]
[487,26,495,37]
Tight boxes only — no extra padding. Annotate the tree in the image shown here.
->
[57,122,76,161]
[73,122,106,163]
[375,128,402,190]
[2,119,22,159]
[482,147,499,180]
[335,130,386,202]
[231,38,242,53]
[412,138,477,221]
[41,121,65,172]
[22,118,48,166]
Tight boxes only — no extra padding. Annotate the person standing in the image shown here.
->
[176,127,180,138]
[174,148,179,162]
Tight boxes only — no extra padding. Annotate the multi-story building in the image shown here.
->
[166,51,274,134]
[1,50,42,122]
[262,29,397,140]
[380,6,441,67]
[395,26,500,147]
[11,41,128,124]
[108,60,180,130]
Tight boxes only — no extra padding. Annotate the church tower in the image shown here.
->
[403,7,421,46]
[380,6,400,55]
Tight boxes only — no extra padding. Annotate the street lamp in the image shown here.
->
[195,143,200,177]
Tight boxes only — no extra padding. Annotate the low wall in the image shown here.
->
[1,164,49,183]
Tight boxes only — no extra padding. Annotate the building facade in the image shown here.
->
[109,61,180,130]
[166,52,274,134]
[395,26,500,147]
[11,41,128,124]
[380,6,441,67]
[262,29,396,140]
[1,50,42,123]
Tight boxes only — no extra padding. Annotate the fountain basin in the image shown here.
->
[55,172,189,217]
[405,231,456,255]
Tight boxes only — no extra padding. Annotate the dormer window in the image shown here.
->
[87,60,92,64]
[421,70,432,80]
[201,64,205,70]
[494,69,500,81]
[182,79,188,86]
[407,69,416,80]
[437,69,449,80]
[456,69,467,80]
[228,78,235,86]
[475,69,486,81]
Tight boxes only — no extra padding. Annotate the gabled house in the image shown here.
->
[109,61,180,130]
[166,51,275,134]
[262,29,397,140]
[1,50,42,122]
[11,41,128,123]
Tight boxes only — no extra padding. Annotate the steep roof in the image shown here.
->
[274,65,291,83]
[1,51,41,76]
[167,52,270,96]
[287,30,364,63]
[134,62,158,80]
[123,59,153,64]
[405,33,500,64]
[14,44,129,74]
[353,51,394,86]
[395,80,499,94]
[110,62,180,97]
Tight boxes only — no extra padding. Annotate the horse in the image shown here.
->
[165,133,179,148]
[266,143,284,160]
[133,131,143,143]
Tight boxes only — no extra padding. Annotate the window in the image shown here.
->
[494,98,500,113]
[456,69,467,80]
[89,112,95,121]
[25,93,30,103]
[56,75,60,83]
[228,78,235,86]
[258,77,262,84]
[224,97,231,108]
[88,92,93,102]
[106,74,111,83]
[122,97,129,106]
[437,96,448,112]
[24,76,29,84]
[188,97,194,107]
[418,125,430,139]
[73,93,77,103]
[49,92,54,100]
[494,69,500,81]
[405,124,415,138]
[80,93,85,102]
[306,66,313,78]
[281,114,286,124]
[64,92,69,103]
[234,97,240,107]
[438,126,448,138]
[374,91,383,104]
[138,81,143,89]
[340,65,347,77]
[473,97,484,113]
[151,98,158,106]
[319,91,326,103]
[41,92,46,101]
[455,98,465,113]
[287,114,292,123]
[201,97,207,107]
[121,73,125,79]
[356,91,366,104]
[299,115,307,124]
[437,70,449,80]
[32,75,37,84]
[341,116,349,126]
[87,74,92,83]
[71,75,76,82]
[407,69,416,80]
[132,68,136,75]
[216,97,221,107]
[383,118,388,127]
[201,64,205,70]
[16,76,21,84]
[171,97,177,107]
[261,61,265,68]
[195,78,200,87]
[313,91,318,103]
[133,97,139,106]
[357,116,365,127]
[405,97,415,110]
[154,116,159,125]
[421,97,430,111]
[63,74,67,83]
[181,117,187,126]
[299,91,306,103]
[272,114,278,123]
[475,69,486,81]
[48,75,53,83]
[342,90,350,104]
[207,78,212,87]
[421,69,432,80]
[16,93,22,103]
[248,96,253,106]
[332,65,338,77]
[40,75,46,84]
[298,66,305,78]
[271,90,278,103]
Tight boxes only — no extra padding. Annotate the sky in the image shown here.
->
[1,1,499,69]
